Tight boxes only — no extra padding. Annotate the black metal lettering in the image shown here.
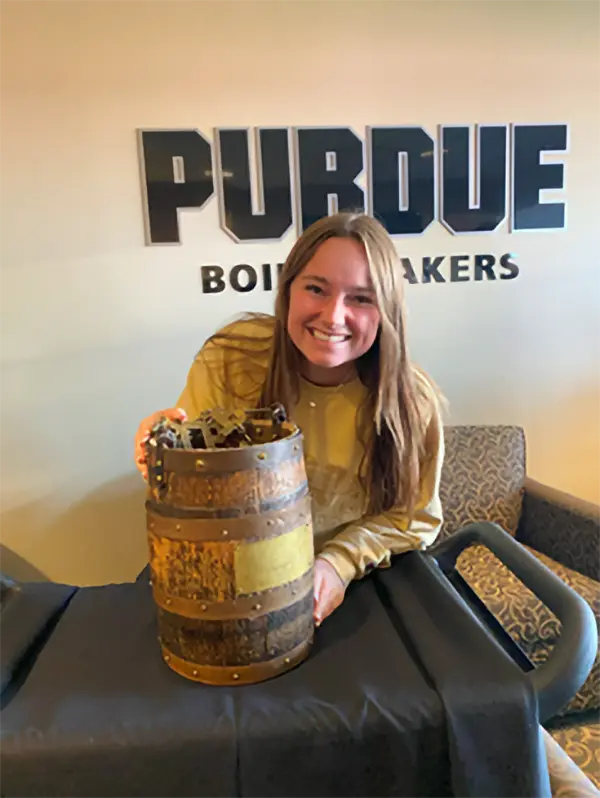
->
[139,130,213,244]
[201,266,226,294]
[422,256,446,283]
[474,254,497,281]
[401,257,419,284]
[217,128,292,241]
[513,124,567,230]
[296,128,364,232]
[230,264,258,292]
[441,126,507,234]
[370,127,435,235]
[500,253,519,279]
[261,263,273,291]
[450,255,470,282]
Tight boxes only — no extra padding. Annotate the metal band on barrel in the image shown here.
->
[152,568,314,620]
[147,494,311,541]
[161,637,313,685]
[146,482,309,519]
[160,429,304,474]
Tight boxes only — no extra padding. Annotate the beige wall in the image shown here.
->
[1,0,599,585]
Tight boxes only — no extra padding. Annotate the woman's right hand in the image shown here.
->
[134,408,188,480]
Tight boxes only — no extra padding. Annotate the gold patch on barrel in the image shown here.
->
[234,524,314,595]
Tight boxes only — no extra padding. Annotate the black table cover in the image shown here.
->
[0,552,550,798]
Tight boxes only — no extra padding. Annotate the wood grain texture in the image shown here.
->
[149,536,237,602]
[158,591,313,668]
[146,432,315,685]
[160,458,307,513]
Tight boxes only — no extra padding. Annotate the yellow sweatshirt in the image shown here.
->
[176,319,445,586]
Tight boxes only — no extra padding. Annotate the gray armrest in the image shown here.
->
[431,522,598,723]
[517,478,600,581]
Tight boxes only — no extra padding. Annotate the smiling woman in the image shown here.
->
[287,238,381,385]
[134,212,446,626]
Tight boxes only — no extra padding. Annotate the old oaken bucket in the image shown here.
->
[144,405,315,686]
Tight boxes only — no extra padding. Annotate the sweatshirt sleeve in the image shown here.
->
[175,349,225,419]
[317,398,445,586]
[175,323,269,419]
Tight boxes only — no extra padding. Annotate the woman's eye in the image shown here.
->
[353,295,373,305]
[306,284,324,295]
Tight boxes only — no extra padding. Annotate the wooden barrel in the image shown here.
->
[145,421,314,685]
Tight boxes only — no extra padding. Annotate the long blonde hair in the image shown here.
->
[203,212,441,520]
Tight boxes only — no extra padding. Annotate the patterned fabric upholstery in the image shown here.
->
[441,425,600,792]
[543,724,600,794]
[548,722,600,796]
[519,487,600,581]
[457,544,600,718]
[440,426,525,539]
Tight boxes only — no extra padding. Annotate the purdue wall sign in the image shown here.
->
[137,124,568,291]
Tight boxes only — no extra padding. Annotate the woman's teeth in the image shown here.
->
[310,329,348,343]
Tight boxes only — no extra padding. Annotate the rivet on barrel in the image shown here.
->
[195,459,205,469]
[192,669,198,677]
[232,673,240,681]
[175,524,181,531]
[156,460,162,466]
[200,604,207,612]
[156,475,162,482]
[222,529,229,536]
[165,598,172,606]
[253,603,262,611]
[257,452,267,460]
[149,522,155,530]
[284,658,291,665]
[164,655,171,663]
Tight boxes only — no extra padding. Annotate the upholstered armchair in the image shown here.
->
[439,425,599,791]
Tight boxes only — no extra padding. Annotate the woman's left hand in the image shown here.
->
[313,558,347,626]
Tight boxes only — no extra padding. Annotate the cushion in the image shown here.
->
[519,486,600,581]
[440,426,525,539]
[543,723,600,795]
[549,719,600,791]
[456,544,599,718]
